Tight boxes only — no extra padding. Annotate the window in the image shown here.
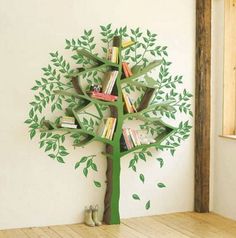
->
[223,0,236,136]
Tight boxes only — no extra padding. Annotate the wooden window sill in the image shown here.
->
[219,135,236,140]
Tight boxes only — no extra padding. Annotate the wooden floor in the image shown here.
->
[1,212,236,238]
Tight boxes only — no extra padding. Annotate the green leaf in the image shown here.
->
[59,150,69,156]
[45,144,52,152]
[48,154,55,159]
[157,183,166,188]
[132,194,140,200]
[93,181,101,188]
[156,158,164,168]
[83,168,88,177]
[139,174,145,183]
[29,108,34,118]
[91,163,98,171]
[145,200,150,210]
[24,119,32,124]
[57,156,65,163]
[139,152,146,161]
[30,129,36,139]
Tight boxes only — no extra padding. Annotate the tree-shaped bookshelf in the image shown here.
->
[25,25,192,225]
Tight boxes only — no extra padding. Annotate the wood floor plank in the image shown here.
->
[50,225,83,238]
[1,213,236,238]
[22,227,52,238]
[1,229,29,238]
[39,227,63,238]
[123,216,190,238]
[154,212,236,238]
[187,212,236,236]
[68,223,116,238]
[101,223,149,238]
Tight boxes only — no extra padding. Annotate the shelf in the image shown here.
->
[41,120,114,146]
[121,60,162,87]
[120,126,175,157]
[54,90,118,107]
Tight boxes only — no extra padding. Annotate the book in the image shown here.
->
[133,130,141,146]
[102,71,119,94]
[120,134,128,151]
[105,118,113,139]
[122,62,129,78]
[122,40,135,48]
[122,128,132,149]
[122,91,135,113]
[107,36,121,63]
[129,129,138,147]
[90,91,118,102]
[109,118,117,140]
[61,123,77,129]
[60,116,75,124]
[111,47,118,63]
[122,62,133,78]
[97,117,117,140]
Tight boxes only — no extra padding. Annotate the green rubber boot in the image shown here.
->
[84,206,95,227]
[92,205,102,226]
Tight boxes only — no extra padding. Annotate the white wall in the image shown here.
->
[212,0,236,220]
[0,0,195,229]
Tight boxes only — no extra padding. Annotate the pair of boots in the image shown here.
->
[84,205,102,227]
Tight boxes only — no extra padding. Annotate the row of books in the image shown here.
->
[102,71,119,94]
[107,37,135,63]
[122,91,137,113]
[97,117,117,140]
[122,62,133,78]
[122,128,156,150]
[60,116,77,129]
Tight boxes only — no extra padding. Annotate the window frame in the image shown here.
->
[223,0,236,136]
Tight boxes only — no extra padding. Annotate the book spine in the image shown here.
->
[109,118,117,140]
[126,129,134,148]
[102,119,109,138]
[105,118,112,139]
[129,129,137,147]
[107,71,118,94]
[126,63,133,77]
[133,130,141,146]
[122,62,129,78]
[91,92,118,101]
[61,123,77,129]
[123,128,131,149]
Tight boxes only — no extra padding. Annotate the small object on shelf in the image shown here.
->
[90,91,118,102]
[90,84,102,92]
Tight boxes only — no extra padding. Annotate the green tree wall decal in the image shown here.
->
[25,24,192,225]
